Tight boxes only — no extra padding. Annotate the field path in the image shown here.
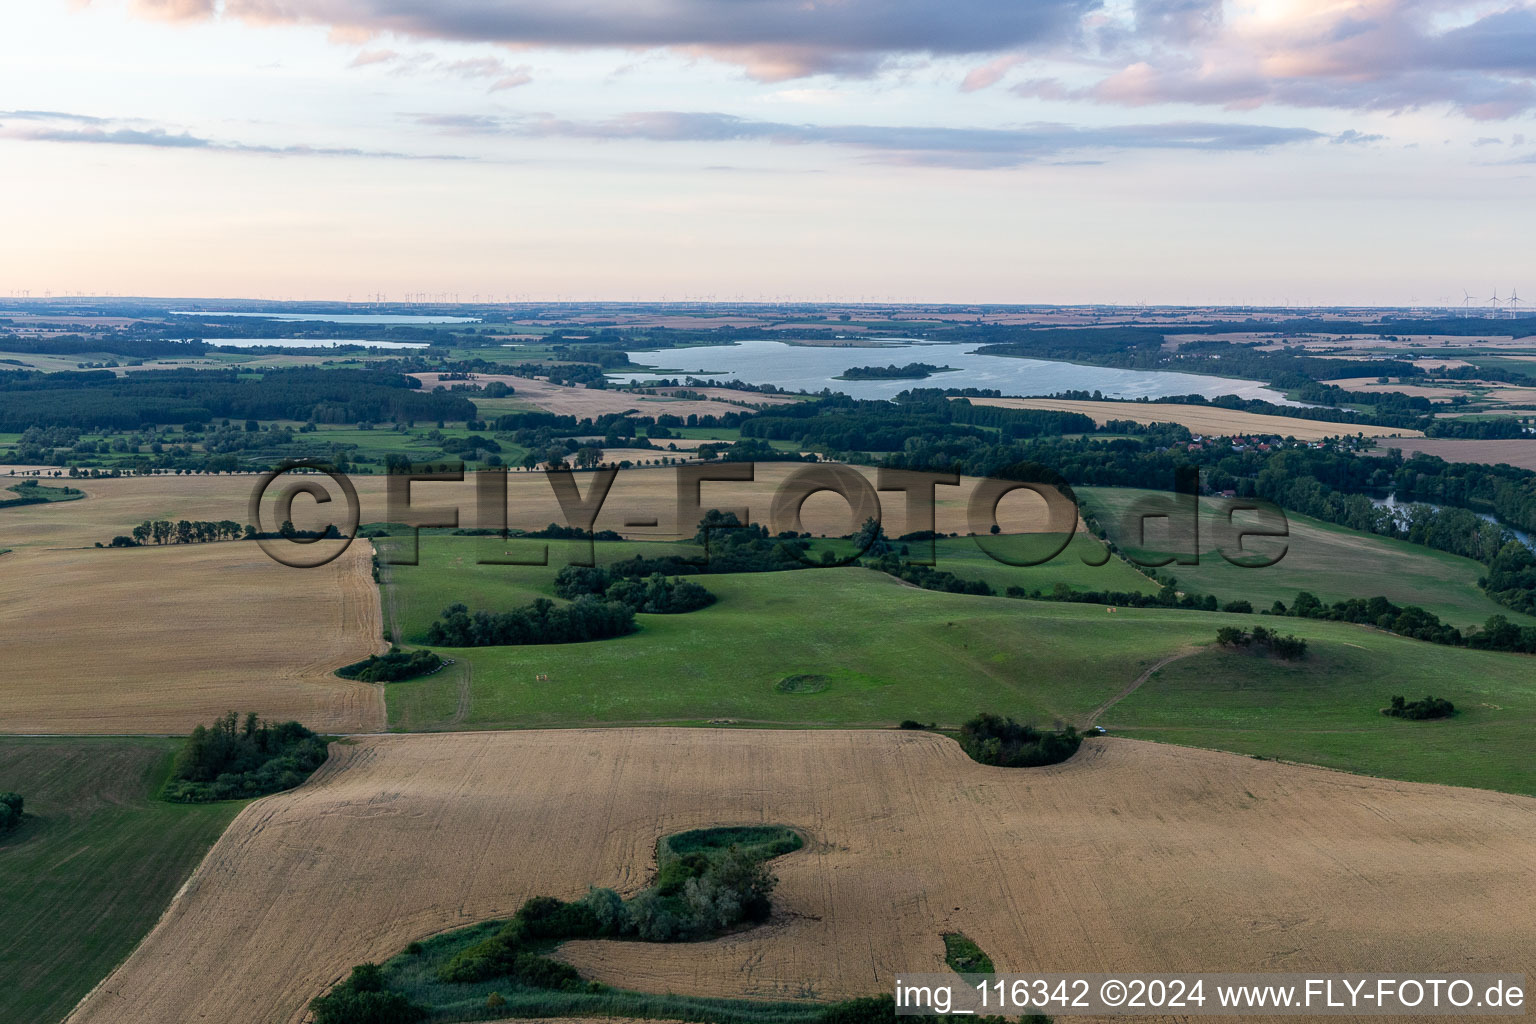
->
[65,730,1536,1024]
[1083,647,1198,727]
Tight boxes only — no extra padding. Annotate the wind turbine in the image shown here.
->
[1462,289,1476,315]
[1509,287,1521,319]
[1488,288,1501,316]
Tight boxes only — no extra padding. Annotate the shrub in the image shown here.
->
[0,792,22,834]
[1383,695,1456,720]
[335,647,442,682]
[308,963,426,1024]
[958,714,1081,768]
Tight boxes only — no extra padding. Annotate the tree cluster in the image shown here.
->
[162,712,329,803]
[958,714,1083,768]
[554,565,716,614]
[424,598,636,647]
[1215,625,1309,660]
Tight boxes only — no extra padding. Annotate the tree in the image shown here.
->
[575,446,603,470]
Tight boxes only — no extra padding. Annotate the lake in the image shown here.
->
[1369,493,1534,548]
[611,339,1299,404]
[170,311,480,325]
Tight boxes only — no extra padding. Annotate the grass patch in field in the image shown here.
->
[0,738,241,1024]
[943,933,995,976]
[776,674,830,694]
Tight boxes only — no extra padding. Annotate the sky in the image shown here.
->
[0,0,1533,305]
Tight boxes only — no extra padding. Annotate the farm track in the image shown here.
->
[64,730,1536,1024]
[1084,648,1198,727]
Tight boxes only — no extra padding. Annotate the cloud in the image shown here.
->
[0,110,467,159]
[1070,0,1536,120]
[348,48,532,91]
[960,54,1025,93]
[113,0,1099,81]
[1331,129,1384,145]
[421,109,1324,168]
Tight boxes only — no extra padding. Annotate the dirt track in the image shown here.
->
[65,731,1536,1024]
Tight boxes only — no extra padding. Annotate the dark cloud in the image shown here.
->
[427,110,1323,168]
[143,0,1101,80]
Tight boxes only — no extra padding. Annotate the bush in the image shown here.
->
[162,712,328,802]
[0,792,22,834]
[335,647,442,682]
[1383,695,1456,720]
[958,714,1081,767]
[308,963,426,1024]
[1215,626,1307,660]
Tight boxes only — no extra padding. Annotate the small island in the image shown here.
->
[834,362,959,381]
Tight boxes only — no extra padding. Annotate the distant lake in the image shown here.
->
[612,339,1299,404]
[170,311,480,325]
[199,338,428,350]
[1369,493,1534,548]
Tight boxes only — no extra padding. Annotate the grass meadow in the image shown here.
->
[1078,486,1535,629]
[0,738,240,1024]
[380,535,1536,795]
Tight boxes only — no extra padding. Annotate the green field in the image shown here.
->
[379,535,1536,795]
[0,738,241,1024]
[1105,641,1536,795]
[1079,487,1534,629]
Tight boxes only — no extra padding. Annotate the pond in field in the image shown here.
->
[611,339,1301,404]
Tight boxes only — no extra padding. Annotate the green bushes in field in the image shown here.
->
[438,827,798,986]
[308,963,426,1024]
[335,647,443,682]
[0,792,23,834]
[1215,625,1309,660]
[958,714,1082,768]
[161,712,329,802]
[554,564,716,614]
[425,597,636,646]
[1383,695,1456,720]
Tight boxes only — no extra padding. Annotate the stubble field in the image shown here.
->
[963,397,1423,440]
[0,541,384,734]
[64,730,1536,1024]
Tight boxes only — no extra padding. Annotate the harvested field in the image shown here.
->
[962,397,1421,440]
[410,373,790,419]
[66,731,1536,1024]
[1373,437,1536,471]
[0,463,1069,550]
[1322,378,1473,400]
[0,541,384,734]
